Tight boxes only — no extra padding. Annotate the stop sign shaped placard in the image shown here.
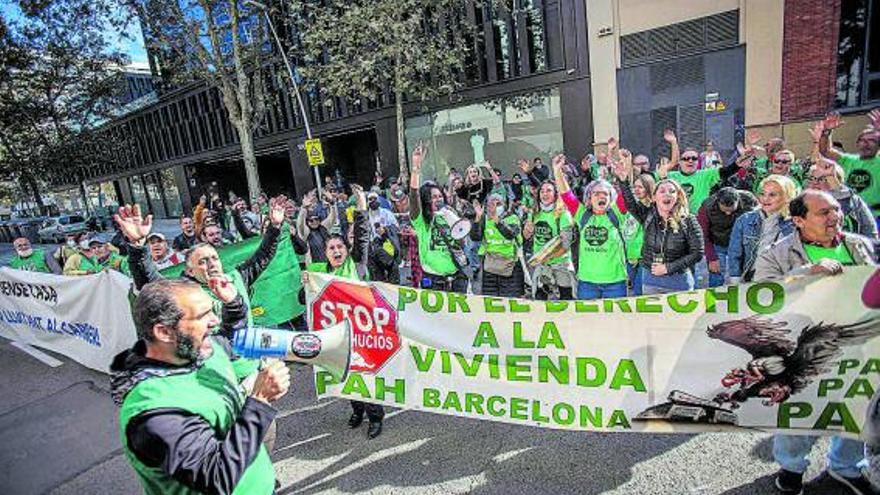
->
[310,280,400,373]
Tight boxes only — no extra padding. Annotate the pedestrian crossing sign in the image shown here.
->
[304,139,325,166]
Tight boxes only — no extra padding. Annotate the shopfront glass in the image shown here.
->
[129,175,149,215]
[404,88,563,182]
[160,168,183,217]
[143,172,168,218]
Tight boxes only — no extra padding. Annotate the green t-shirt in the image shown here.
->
[573,206,627,284]
[479,215,520,259]
[839,153,880,217]
[530,209,572,266]
[10,249,51,273]
[668,167,721,214]
[412,214,458,276]
[620,210,644,264]
[803,242,855,265]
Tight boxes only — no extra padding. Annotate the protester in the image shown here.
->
[9,236,62,274]
[409,145,469,293]
[619,173,655,295]
[550,160,627,300]
[63,235,111,276]
[814,111,880,221]
[146,232,183,270]
[614,151,704,294]
[117,201,285,324]
[53,230,85,269]
[303,185,384,438]
[727,175,799,283]
[296,190,338,264]
[523,181,575,300]
[94,235,131,274]
[457,162,495,204]
[806,159,878,239]
[471,192,524,298]
[659,130,749,214]
[696,187,758,287]
[172,216,197,251]
[200,220,229,248]
[752,190,875,494]
[111,279,288,495]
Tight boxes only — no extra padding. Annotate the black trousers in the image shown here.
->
[422,271,468,293]
[351,400,384,421]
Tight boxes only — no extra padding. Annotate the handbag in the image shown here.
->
[483,251,516,277]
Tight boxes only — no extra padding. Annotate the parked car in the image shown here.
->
[37,214,87,243]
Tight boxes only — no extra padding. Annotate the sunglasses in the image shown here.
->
[808,175,831,183]
[681,156,698,161]
[773,159,792,164]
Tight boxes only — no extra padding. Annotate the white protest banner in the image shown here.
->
[307,267,880,438]
[0,267,137,373]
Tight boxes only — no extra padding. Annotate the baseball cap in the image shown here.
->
[147,232,166,242]
[367,191,379,200]
[390,188,405,201]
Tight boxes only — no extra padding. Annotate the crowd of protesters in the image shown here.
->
[7,108,880,494]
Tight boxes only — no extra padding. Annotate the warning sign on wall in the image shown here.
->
[305,139,325,166]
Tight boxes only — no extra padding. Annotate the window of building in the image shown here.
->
[836,0,880,107]
[143,172,168,218]
[160,168,184,217]
[404,87,563,181]
[129,175,150,215]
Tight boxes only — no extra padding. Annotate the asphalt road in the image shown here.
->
[0,337,858,495]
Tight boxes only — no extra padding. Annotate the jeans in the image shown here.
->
[708,244,729,288]
[640,267,695,295]
[577,280,628,300]
[627,262,643,296]
[773,434,864,478]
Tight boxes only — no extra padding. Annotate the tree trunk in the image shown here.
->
[237,124,262,204]
[20,171,44,213]
[395,88,407,182]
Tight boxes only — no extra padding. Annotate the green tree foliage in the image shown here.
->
[0,0,130,213]
[288,0,487,180]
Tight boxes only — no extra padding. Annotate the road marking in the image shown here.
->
[384,408,407,419]
[274,433,333,455]
[10,342,63,368]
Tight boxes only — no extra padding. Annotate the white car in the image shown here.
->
[38,215,87,243]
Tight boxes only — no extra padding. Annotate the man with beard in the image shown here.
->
[9,237,61,273]
[172,216,197,252]
[117,200,286,324]
[111,278,289,495]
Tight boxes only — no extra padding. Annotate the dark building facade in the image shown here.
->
[51,0,594,218]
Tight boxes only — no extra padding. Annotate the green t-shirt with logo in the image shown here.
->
[10,249,51,273]
[412,213,458,276]
[668,167,721,214]
[619,210,644,264]
[839,153,880,217]
[530,209,573,266]
[803,242,855,265]
[479,214,520,259]
[573,206,627,284]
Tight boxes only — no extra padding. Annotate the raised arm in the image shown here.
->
[114,204,163,290]
[409,144,426,221]
[814,113,844,162]
[664,129,679,172]
[236,197,286,288]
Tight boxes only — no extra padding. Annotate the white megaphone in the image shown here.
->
[436,205,471,240]
[232,320,352,381]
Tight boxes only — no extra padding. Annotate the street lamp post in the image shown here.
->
[245,0,323,199]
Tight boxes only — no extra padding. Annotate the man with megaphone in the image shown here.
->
[111,278,289,495]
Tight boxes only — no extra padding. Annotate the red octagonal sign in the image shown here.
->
[310,280,400,373]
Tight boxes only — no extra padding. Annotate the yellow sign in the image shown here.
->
[305,138,324,166]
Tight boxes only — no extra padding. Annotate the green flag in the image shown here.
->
[160,228,303,326]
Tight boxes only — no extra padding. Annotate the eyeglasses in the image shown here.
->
[681,156,698,162]
[808,175,832,183]
[773,159,792,164]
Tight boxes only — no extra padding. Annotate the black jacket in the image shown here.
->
[620,182,705,274]
[128,225,282,291]
[172,232,198,252]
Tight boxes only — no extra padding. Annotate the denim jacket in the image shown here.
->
[727,209,795,280]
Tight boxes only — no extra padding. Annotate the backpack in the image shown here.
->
[572,208,628,270]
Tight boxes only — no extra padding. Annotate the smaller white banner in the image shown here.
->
[0,268,137,373]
